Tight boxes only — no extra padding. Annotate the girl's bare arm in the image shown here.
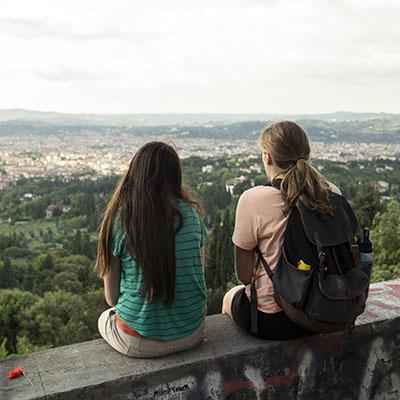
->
[103,254,121,307]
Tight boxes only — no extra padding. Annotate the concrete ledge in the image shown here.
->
[1,280,400,400]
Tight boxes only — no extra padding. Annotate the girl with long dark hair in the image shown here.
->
[222,121,342,339]
[96,142,207,357]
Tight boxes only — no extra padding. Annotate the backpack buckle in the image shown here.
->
[318,252,326,269]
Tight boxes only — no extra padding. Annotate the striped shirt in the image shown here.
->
[113,200,207,340]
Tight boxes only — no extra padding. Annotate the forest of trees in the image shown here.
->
[1,155,400,359]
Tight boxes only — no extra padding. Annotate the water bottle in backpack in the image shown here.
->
[357,228,373,277]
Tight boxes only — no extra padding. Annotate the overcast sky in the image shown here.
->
[0,0,399,114]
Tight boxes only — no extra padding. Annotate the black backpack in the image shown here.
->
[251,191,372,334]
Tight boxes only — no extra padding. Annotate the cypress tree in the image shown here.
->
[0,258,15,289]
[72,229,82,254]
[353,183,382,231]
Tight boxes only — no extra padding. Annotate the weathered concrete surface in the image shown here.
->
[1,280,399,400]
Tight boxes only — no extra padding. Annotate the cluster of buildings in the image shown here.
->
[1,130,399,190]
[311,142,399,162]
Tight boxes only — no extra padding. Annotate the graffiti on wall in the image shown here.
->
[128,281,399,400]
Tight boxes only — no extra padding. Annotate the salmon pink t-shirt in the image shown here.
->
[232,185,288,313]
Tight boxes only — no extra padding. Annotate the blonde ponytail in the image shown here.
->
[261,121,334,216]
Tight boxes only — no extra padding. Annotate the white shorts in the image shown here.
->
[98,308,205,358]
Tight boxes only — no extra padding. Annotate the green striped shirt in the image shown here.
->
[113,200,207,340]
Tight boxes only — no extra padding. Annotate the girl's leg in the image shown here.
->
[133,320,205,358]
[222,285,245,317]
[98,307,132,356]
[98,308,205,358]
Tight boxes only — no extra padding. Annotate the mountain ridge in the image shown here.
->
[1,108,400,127]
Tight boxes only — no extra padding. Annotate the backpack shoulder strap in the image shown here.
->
[338,196,364,270]
[250,246,274,334]
[250,275,258,334]
[255,246,273,279]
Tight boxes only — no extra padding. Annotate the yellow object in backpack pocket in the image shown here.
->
[298,260,311,271]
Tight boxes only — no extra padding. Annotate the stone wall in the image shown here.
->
[1,280,399,400]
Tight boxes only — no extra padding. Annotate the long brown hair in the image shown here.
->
[260,121,334,216]
[95,142,200,306]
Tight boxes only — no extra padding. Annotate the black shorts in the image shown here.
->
[231,288,316,340]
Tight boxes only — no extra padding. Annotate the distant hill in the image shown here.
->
[1,108,400,127]
[0,109,399,143]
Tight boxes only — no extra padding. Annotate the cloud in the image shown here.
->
[0,0,399,113]
[35,67,102,83]
[0,17,129,41]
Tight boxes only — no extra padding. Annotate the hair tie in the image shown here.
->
[289,157,306,168]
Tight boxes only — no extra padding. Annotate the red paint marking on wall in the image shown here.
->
[362,308,379,318]
[224,373,298,393]
[224,380,251,393]
[322,336,347,354]
[387,285,400,299]
[388,290,400,299]
[265,373,298,386]
[367,300,400,312]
